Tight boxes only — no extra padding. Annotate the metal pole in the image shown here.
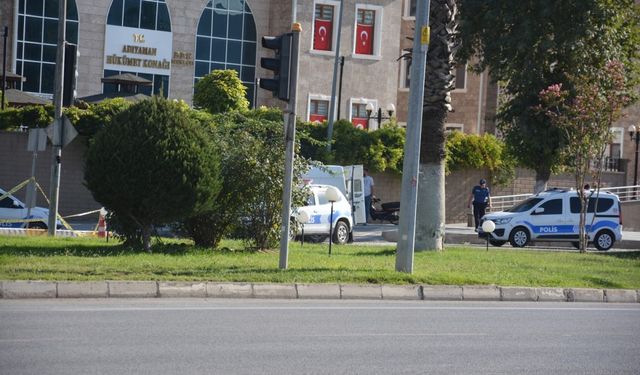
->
[377,108,382,129]
[328,202,334,255]
[634,134,639,186]
[337,56,344,119]
[396,0,431,273]
[47,0,67,235]
[2,26,7,110]
[326,0,344,151]
[279,24,301,270]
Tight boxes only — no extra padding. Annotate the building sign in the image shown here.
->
[172,51,194,66]
[104,25,172,75]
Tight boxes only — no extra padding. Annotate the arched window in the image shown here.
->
[104,0,171,97]
[15,0,79,96]
[195,0,257,105]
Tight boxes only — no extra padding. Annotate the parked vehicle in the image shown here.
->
[370,197,400,224]
[0,188,61,229]
[293,184,353,244]
[480,188,622,250]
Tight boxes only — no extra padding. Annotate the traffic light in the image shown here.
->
[62,43,78,107]
[259,33,293,101]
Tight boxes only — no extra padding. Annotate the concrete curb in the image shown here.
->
[1,281,638,303]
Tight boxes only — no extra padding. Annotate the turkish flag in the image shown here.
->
[310,114,327,123]
[355,24,373,55]
[351,118,368,130]
[314,19,332,51]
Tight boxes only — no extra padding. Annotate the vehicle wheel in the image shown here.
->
[489,239,506,247]
[508,227,530,248]
[332,221,350,245]
[594,230,614,251]
[308,235,327,243]
[28,222,47,230]
[288,220,297,241]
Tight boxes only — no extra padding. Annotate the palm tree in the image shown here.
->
[409,0,458,251]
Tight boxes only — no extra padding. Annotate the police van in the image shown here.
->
[480,188,622,250]
[0,188,59,229]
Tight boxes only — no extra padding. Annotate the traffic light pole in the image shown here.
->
[396,0,430,273]
[279,24,301,270]
[47,0,67,235]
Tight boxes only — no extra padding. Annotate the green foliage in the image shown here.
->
[457,0,640,186]
[298,120,406,173]
[445,131,515,186]
[84,96,222,251]
[186,107,310,250]
[0,104,54,130]
[70,98,132,136]
[193,69,249,114]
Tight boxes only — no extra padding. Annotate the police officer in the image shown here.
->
[467,178,492,231]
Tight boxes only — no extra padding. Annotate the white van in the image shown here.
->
[0,188,60,229]
[481,188,622,250]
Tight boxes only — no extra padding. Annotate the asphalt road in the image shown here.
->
[1,299,638,375]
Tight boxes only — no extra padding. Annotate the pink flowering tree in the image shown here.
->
[537,61,631,252]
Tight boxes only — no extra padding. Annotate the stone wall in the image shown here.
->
[0,131,99,218]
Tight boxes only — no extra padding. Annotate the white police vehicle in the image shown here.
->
[0,188,61,229]
[481,188,622,250]
[293,184,353,244]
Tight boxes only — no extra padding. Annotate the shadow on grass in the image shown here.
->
[581,276,623,289]
[352,249,396,256]
[0,242,258,257]
[597,251,640,260]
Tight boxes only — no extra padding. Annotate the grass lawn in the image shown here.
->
[0,235,639,289]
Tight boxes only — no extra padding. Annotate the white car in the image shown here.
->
[0,188,60,230]
[293,184,353,244]
[481,188,622,250]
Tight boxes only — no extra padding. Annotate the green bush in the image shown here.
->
[0,104,54,131]
[185,107,310,250]
[193,69,249,114]
[84,96,222,251]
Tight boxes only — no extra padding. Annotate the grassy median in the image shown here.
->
[0,235,638,289]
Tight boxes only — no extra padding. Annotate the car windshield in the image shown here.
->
[506,197,544,213]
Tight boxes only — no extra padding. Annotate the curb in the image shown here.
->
[1,281,638,303]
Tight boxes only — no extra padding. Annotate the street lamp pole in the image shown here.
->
[365,103,395,130]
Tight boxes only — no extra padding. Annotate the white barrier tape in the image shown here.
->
[0,228,79,237]
[0,178,32,202]
[62,209,102,219]
[0,218,44,224]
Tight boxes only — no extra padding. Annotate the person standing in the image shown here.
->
[363,168,374,224]
[467,178,491,231]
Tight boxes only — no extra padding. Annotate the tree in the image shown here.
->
[84,97,222,251]
[193,69,249,114]
[414,0,459,251]
[457,0,640,193]
[537,61,631,252]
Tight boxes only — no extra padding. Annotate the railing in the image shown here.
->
[490,185,640,212]
[590,157,626,172]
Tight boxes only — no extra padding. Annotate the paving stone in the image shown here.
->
[463,285,501,301]
[537,288,567,302]
[58,282,108,298]
[108,281,157,298]
[2,281,57,298]
[253,284,297,299]
[381,285,421,300]
[423,285,463,301]
[500,287,537,301]
[206,283,252,298]
[296,284,341,299]
[159,282,206,298]
[341,284,382,299]
[604,289,638,303]
[567,288,604,302]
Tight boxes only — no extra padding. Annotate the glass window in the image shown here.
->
[570,197,615,214]
[311,99,329,116]
[352,103,368,118]
[16,0,79,95]
[408,0,417,17]
[355,9,376,55]
[123,0,140,28]
[156,4,170,31]
[507,198,544,213]
[140,1,157,30]
[195,0,256,106]
[0,197,17,208]
[454,64,467,90]
[107,0,124,25]
[536,199,562,215]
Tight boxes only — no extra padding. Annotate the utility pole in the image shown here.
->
[396,0,431,273]
[326,0,344,151]
[47,0,67,235]
[2,26,8,110]
[337,56,345,119]
[278,24,301,270]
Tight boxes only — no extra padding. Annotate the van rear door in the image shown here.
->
[345,165,365,224]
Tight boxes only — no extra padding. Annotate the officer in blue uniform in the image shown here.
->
[467,178,492,231]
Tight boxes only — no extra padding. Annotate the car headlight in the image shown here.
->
[493,217,512,225]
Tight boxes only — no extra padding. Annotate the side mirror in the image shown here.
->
[534,207,545,214]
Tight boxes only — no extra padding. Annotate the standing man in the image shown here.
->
[363,168,374,224]
[467,178,491,231]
